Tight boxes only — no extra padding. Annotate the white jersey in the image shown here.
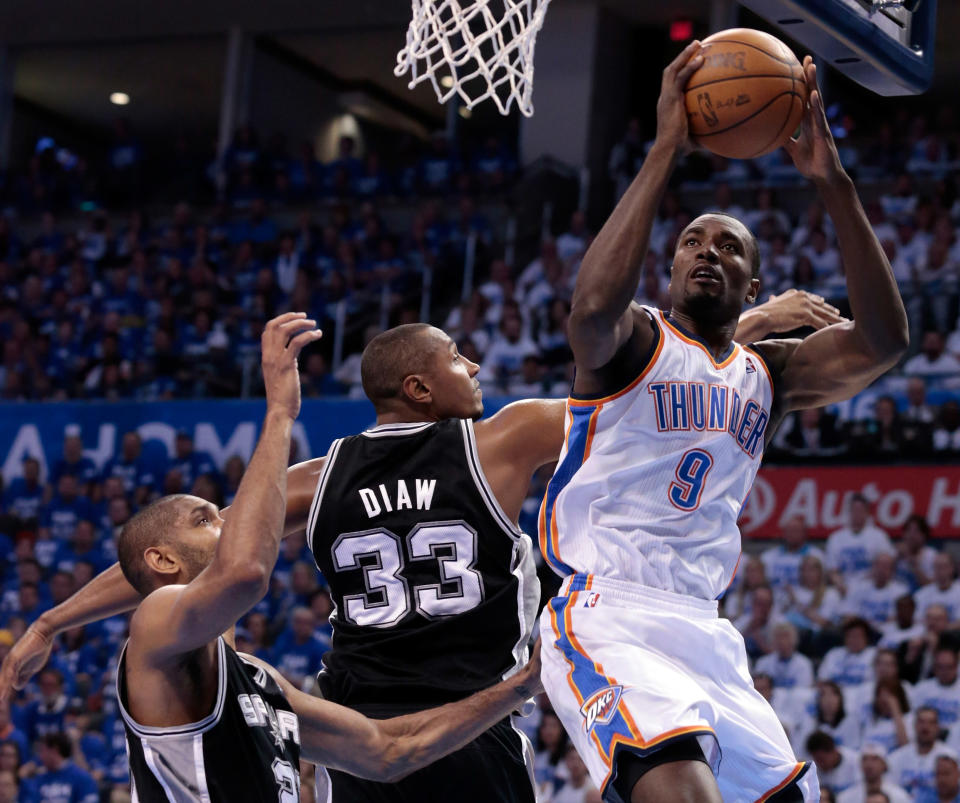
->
[540,307,774,600]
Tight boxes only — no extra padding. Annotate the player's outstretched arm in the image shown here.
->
[568,41,704,371]
[251,641,542,779]
[131,313,322,660]
[754,59,908,411]
[734,289,846,344]
[1,417,327,699]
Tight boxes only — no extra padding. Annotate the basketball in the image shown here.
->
[684,28,808,159]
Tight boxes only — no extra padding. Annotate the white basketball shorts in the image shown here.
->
[539,574,820,803]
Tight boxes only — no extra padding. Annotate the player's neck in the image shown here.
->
[375,405,439,426]
[668,309,738,360]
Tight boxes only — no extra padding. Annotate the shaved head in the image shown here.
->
[117,494,213,595]
[361,323,442,408]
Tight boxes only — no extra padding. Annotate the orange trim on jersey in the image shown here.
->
[756,762,807,802]
[547,405,602,572]
[660,312,740,369]
[567,320,666,407]
[743,344,774,398]
[539,412,574,563]
[723,552,743,595]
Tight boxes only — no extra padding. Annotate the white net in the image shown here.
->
[395,0,552,118]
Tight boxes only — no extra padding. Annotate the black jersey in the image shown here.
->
[308,419,539,710]
[117,638,302,803]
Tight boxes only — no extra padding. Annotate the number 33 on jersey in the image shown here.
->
[540,307,773,601]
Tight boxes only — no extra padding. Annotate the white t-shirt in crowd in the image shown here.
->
[842,577,910,627]
[836,781,911,803]
[761,544,826,589]
[913,678,960,735]
[819,646,877,689]
[778,585,844,629]
[915,582,960,621]
[816,746,863,793]
[550,781,597,803]
[825,524,894,577]
[887,740,948,800]
[755,652,815,690]
[878,621,926,649]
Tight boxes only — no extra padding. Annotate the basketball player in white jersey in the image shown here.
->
[538,42,908,803]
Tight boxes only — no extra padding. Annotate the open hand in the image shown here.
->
[783,58,846,184]
[260,312,322,421]
[655,40,705,153]
[761,289,847,332]
[0,621,55,702]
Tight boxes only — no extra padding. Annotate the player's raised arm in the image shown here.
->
[568,41,704,371]
[250,641,543,779]
[753,59,909,412]
[128,313,322,660]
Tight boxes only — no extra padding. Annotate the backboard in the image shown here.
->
[737,0,937,95]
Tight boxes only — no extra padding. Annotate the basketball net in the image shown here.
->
[395,0,552,117]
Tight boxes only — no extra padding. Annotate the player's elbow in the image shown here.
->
[867,326,909,368]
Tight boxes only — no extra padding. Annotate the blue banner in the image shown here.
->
[0,398,518,481]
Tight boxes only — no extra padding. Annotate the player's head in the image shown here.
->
[669,213,760,325]
[117,494,224,596]
[361,324,483,420]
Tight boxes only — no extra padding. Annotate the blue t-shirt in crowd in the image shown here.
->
[21,761,99,803]
[169,450,218,490]
[49,457,99,488]
[19,695,69,744]
[2,478,45,521]
[100,455,162,495]
[53,542,109,576]
[40,495,95,542]
[270,632,329,683]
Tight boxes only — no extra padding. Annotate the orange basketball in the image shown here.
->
[684,28,807,159]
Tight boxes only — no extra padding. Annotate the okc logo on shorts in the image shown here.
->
[579,685,623,734]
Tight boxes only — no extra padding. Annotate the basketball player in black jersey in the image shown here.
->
[3,306,839,801]
[99,312,544,801]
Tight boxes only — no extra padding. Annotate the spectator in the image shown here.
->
[914,648,960,739]
[794,681,861,757]
[905,376,938,424]
[780,555,843,643]
[49,426,98,492]
[269,607,328,690]
[771,407,846,458]
[879,595,925,650]
[735,585,776,660]
[755,622,814,689]
[916,554,960,622]
[888,707,949,801]
[480,310,539,392]
[551,744,598,803]
[0,769,16,803]
[825,494,893,588]
[902,604,954,684]
[39,475,94,544]
[727,556,768,621]
[533,710,570,799]
[819,618,877,689]
[843,553,910,629]
[760,517,823,592]
[859,678,911,753]
[920,752,960,803]
[0,701,28,764]
[53,520,109,576]
[555,211,590,265]
[100,431,161,505]
[934,401,960,453]
[807,730,861,794]
[168,430,217,491]
[904,331,960,378]
[1,456,44,526]
[897,515,937,590]
[20,732,98,803]
[835,743,911,803]
[221,455,245,506]
[847,395,933,459]
[19,667,68,745]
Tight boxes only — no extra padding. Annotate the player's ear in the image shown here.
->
[143,546,180,578]
[400,373,432,405]
[744,278,760,305]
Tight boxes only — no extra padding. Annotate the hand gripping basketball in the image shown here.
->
[655,40,705,152]
[260,312,323,421]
